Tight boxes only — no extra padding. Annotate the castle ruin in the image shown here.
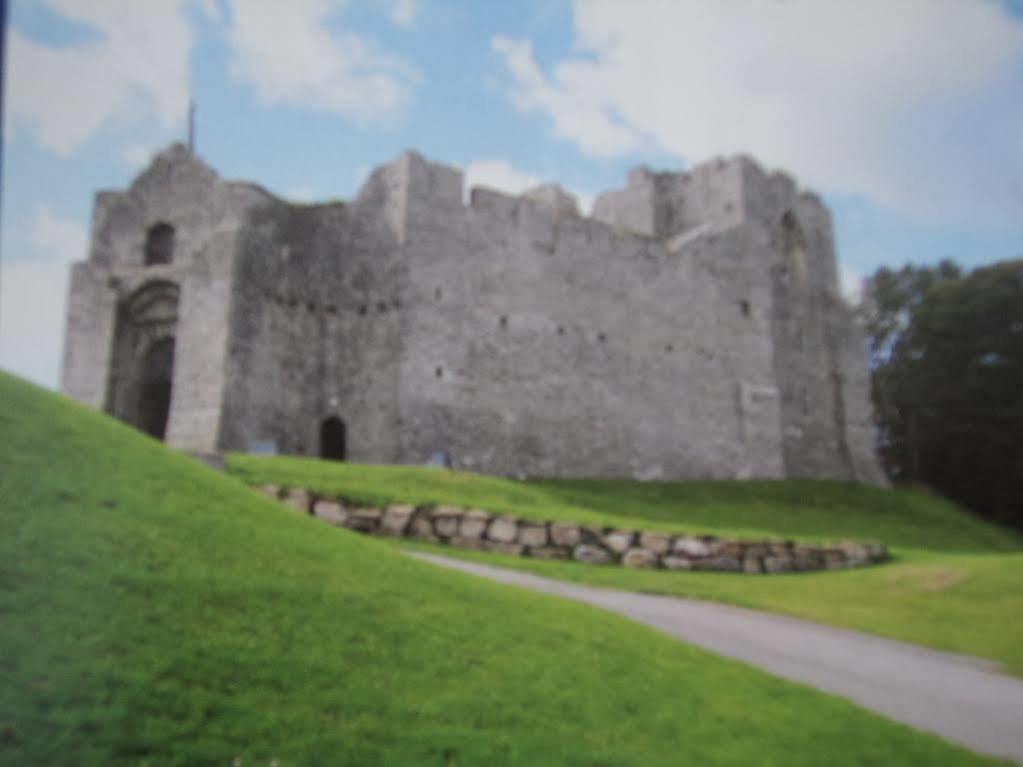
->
[61,143,884,483]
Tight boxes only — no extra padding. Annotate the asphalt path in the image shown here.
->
[409,551,1023,764]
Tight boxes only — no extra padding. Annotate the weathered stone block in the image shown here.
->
[283,488,311,513]
[579,526,606,544]
[259,484,280,499]
[381,505,415,535]
[519,522,549,547]
[866,543,887,562]
[487,516,520,543]
[603,530,636,554]
[409,512,436,539]
[345,508,382,533]
[763,555,795,574]
[622,547,659,568]
[825,550,850,570]
[458,510,491,539]
[573,544,613,565]
[838,541,871,565]
[768,541,793,557]
[742,556,764,574]
[638,531,671,555]
[550,523,581,547]
[673,537,711,557]
[314,499,347,526]
[432,508,463,538]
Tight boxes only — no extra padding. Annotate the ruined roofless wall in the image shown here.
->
[62,144,884,484]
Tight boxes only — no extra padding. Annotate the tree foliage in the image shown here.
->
[860,259,1023,529]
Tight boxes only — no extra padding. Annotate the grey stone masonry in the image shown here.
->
[62,143,885,485]
[257,484,889,575]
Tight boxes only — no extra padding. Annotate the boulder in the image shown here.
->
[866,543,887,562]
[673,536,713,557]
[763,556,795,574]
[622,547,659,568]
[380,505,415,535]
[259,484,281,499]
[345,508,382,533]
[603,530,636,554]
[409,512,437,539]
[638,531,671,555]
[431,507,464,538]
[573,544,613,565]
[519,522,549,547]
[579,526,606,544]
[838,541,871,566]
[314,499,347,526]
[742,556,764,574]
[487,516,520,543]
[458,510,491,539]
[283,488,311,513]
[550,523,581,547]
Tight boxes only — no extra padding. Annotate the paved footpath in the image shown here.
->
[410,552,1023,764]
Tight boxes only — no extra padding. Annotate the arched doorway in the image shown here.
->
[320,416,346,461]
[106,281,179,438]
[138,338,175,440]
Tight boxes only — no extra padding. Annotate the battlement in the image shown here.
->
[62,144,884,485]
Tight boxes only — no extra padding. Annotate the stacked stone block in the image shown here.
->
[261,485,888,574]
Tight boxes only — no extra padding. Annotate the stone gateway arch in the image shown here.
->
[61,143,885,484]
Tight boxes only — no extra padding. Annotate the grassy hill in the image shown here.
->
[228,453,1023,676]
[0,371,1010,766]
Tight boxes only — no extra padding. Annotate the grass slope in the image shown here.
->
[229,456,1023,675]
[228,455,1018,551]
[0,372,1005,766]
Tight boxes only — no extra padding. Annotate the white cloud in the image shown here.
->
[223,0,419,120]
[0,207,88,389]
[492,37,643,157]
[493,1,1023,223]
[388,0,416,27]
[122,143,155,169]
[6,0,195,156]
[463,159,595,215]
[464,159,541,201]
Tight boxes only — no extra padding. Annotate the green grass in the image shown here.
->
[228,455,1023,675]
[0,372,1009,765]
[228,454,1019,551]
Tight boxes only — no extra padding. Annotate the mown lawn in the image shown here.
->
[1,372,1008,766]
[228,454,1023,675]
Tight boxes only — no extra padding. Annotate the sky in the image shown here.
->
[2,0,1022,390]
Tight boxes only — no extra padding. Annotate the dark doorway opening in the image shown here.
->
[139,337,175,440]
[320,416,346,461]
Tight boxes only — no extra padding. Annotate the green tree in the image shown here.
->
[861,260,1023,528]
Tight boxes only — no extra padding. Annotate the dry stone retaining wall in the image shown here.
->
[259,485,888,574]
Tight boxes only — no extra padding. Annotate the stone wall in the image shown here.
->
[63,143,886,485]
[259,485,888,574]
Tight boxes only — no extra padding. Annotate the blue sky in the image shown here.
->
[3,0,1022,389]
